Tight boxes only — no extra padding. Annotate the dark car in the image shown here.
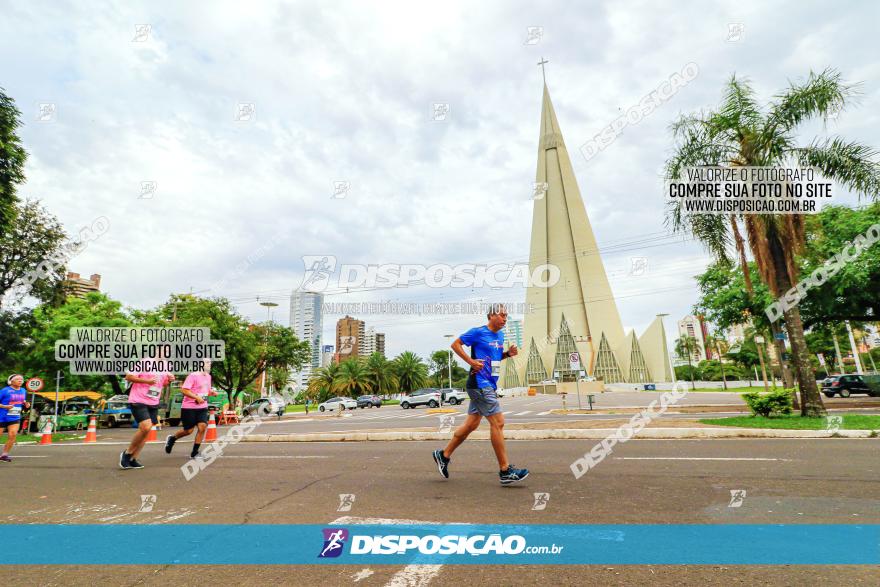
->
[357,395,382,409]
[822,374,876,398]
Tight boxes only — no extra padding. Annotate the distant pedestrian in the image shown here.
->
[0,374,30,462]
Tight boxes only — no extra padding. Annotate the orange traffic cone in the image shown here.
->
[205,410,218,442]
[147,423,158,442]
[39,421,53,445]
[84,416,97,443]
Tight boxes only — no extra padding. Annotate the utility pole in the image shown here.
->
[755,335,770,393]
[862,336,878,373]
[832,330,846,374]
[845,321,864,373]
[259,301,279,396]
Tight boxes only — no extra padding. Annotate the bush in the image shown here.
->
[742,388,794,417]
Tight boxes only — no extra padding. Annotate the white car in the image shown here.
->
[440,388,468,405]
[400,389,442,409]
[318,397,358,412]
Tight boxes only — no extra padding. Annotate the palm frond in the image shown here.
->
[794,137,880,199]
[714,75,764,137]
[765,68,858,134]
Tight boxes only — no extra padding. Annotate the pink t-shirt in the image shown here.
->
[181,372,213,409]
[128,371,172,406]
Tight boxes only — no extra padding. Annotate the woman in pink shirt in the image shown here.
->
[120,360,174,470]
[165,361,214,460]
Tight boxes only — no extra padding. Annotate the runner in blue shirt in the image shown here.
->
[0,374,31,462]
[432,305,529,485]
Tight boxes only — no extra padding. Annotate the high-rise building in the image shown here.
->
[336,315,365,359]
[506,82,670,387]
[360,327,386,358]
[677,315,708,362]
[289,290,323,386]
[321,345,335,367]
[64,272,101,298]
[504,319,523,349]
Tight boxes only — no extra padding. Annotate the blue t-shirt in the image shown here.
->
[0,386,27,421]
[460,326,505,390]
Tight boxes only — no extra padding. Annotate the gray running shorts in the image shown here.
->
[466,386,502,417]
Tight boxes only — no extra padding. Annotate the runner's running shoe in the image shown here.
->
[499,464,529,485]
[432,449,450,479]
[164,435,176,454]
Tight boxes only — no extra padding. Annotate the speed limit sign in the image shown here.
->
[25,377,44,392]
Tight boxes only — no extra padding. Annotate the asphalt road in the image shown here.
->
[5,437,879,585]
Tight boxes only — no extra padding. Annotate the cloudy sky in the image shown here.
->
[3,0,878,362]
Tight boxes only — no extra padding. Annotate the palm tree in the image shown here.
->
[306,362,340,403]
[393,351,428,393]
[335,358,373,398]
[666,69,880,417]
[674,335,700,390]
[703,332,729,390]
[363,352,398,397]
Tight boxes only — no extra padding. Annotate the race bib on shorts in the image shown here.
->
[491,360,501,377]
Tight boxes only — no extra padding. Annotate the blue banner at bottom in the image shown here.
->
[10,524,879,565]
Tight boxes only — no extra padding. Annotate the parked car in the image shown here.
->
[94,395,133,428]
[400,389,442,409]
[440,388,468,405]
[242,396,286,418]
[357,395,382,408]
[822,374,878,398]
[319,397,358,412]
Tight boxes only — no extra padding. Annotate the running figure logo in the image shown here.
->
[337,494,356,512]
[318,528,349,558]
[339,336,356,355]
[532,492,550,510]
[138,495,157,513]
[300,255,337,291]
[728,489,746,508]
[825,415,843,433]
[438,415,455,432]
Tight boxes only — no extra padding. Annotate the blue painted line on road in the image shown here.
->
[7,524,879,565]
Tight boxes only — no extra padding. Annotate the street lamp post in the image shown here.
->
[444,334,454,388]
[259,301,279,397]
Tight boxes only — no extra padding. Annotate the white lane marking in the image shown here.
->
[501,411,513,415]
[220,455,329,459]
[332,516,471,587]
[615,457,789,461]
[514,411,533,416]
[352,568,375,582]
[2,455,48,458]
[537,411,551,416]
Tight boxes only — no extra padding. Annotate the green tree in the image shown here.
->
[363,352,398,396]
[0,200,68,305]
[726,331,762,384]
[149,295,310,406]
[0,87,28,236]
[335,358,373,398]
[702,333,730,388]
[797,203,880,328]
[16,292,133,394]
[674,335,700,389]
[393,351,428,393]
[428,349,468,387]
[307,363,341,403]
[666,69,880,416]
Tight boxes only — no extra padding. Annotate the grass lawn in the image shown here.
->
[681,386,781,393]
[700,414,880,430]
[285,399,400,413]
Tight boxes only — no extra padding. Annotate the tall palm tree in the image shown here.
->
[703,332,729,390]
[363,352,398,396]
[307,362,340,403]
[393,351,428,393]
[666,69,880,417]
[335,358,373,398]
[674,335,700,390]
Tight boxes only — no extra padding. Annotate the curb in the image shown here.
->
[240,427,879,442]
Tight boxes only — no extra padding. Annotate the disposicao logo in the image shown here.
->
[318,528,349,558]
